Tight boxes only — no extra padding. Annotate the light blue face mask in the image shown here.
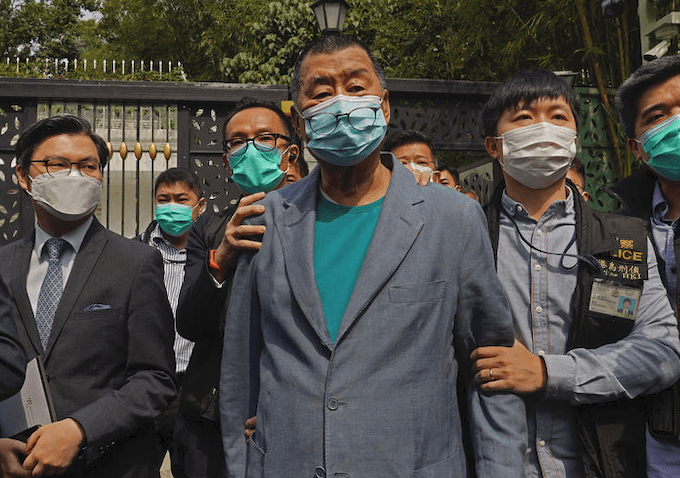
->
[640,114,680,181]
[229,142,285,194]
[301,94,387,167]
[155,202,195,237]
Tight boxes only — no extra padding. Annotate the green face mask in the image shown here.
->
[229,142,285,194]
[640,114,680,181]
[155,202,195,237]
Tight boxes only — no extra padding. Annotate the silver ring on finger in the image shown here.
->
[489,368,495,380]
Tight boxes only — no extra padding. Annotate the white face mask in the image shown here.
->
[498,122,577,190]
[27,170,103,221]
[408,162,433,182]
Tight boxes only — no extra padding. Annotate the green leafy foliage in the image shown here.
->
[216,0,638,89]
[89,0,176,61]
[78,0,269,81]
[1,1,641,89]
[220,0,317,84]
[0,0,100,59]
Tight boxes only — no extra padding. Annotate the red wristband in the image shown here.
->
[209,249,224,272]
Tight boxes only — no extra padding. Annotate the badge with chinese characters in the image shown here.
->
[588,279,642,320]
[596,258,647,281]
[594,236,648,282]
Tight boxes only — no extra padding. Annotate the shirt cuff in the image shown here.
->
[543,354,576,400]
[203,249,227,288]
[206,263,226,288]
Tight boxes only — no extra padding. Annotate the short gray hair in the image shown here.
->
[291,34,386,104]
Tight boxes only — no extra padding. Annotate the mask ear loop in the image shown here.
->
[505,212,604,275]
[280,143,293,176]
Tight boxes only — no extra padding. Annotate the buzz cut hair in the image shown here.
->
[154,167,202,198]
[384,130,438,167]
[223,99,295,142]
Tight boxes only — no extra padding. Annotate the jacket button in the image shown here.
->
[315,466,326,477]
[327,397,339,410]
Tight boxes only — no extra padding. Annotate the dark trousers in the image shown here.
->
[154,379,227,478]
[171,413,227,478]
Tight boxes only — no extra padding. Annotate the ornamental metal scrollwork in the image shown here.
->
[389,95,488,151]
[189,104,243,213]
[0,102,26,243]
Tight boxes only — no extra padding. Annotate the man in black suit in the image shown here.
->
[175,100,299,477]
[0,115,176,478]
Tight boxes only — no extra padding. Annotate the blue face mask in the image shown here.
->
[155,202,196,237]
[640,114,680,181]
[301,94,387,167]
[229,142,285,194]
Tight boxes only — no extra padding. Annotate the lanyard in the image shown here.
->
[504,211,604,275]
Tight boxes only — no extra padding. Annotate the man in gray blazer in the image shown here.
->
[220,34,526,478]
[0,115,176,478]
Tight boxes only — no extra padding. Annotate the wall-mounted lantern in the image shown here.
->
[312,0,349,33]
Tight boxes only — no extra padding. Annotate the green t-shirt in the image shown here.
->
[314,195,384,343]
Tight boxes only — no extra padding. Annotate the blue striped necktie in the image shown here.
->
[35,238,69,351]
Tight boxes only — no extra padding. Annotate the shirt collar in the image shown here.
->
[150,223,185,253]
[652,181,671,222]
[34,216,94,259]
[500,187,575,223]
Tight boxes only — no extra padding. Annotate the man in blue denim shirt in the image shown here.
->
[473,69,680,477]
[607,55,680,478]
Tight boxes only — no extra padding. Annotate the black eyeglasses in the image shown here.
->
[30,158,103,178]
[303,106,381,137]
[222,133,292,156]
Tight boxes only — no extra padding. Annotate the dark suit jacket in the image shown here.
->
[0,275,26,401]
[0,218,176,478]
[176,206,236,422]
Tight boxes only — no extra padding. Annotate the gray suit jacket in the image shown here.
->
[0,218,176,478]
[221,157,526,478]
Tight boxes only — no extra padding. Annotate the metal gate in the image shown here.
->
[0,78,289,242]
[0,77,619,246]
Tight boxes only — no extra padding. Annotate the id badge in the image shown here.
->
[588,279,642,320]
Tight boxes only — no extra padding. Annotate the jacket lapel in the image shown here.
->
[7,234,44,356]
[44,219,107,359]
[277,167,333,349]
[335,161,424,343]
